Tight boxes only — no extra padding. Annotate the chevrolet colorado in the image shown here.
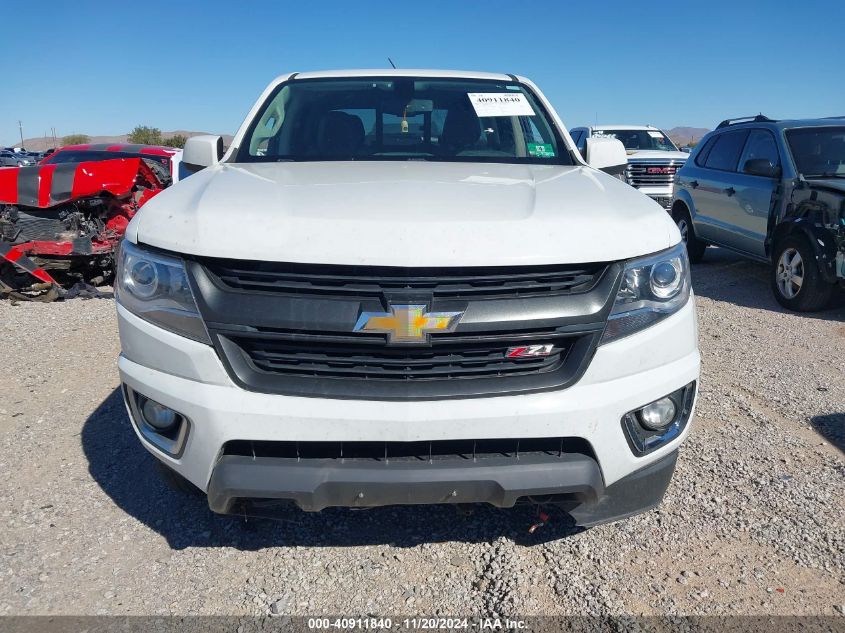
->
[116,70,700,527]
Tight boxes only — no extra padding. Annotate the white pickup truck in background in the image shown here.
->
[569,125,689,210]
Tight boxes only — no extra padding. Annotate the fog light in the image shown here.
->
[141,397,178,430]
[621,382,696,456]
[124,386,190,458]
[637,397,677,431]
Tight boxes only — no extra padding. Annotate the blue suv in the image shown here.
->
[672,115,845,311]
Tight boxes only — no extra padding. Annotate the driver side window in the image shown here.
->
[739,129,780,172]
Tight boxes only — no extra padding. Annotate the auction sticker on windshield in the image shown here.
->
[527,143,555,158]
[467,93,535,117]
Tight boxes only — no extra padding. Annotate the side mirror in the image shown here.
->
[585,137,627,175]
[743,158,781,178]
[183,135,224,172]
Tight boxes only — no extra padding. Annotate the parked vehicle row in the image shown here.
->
[0,149,36,166]
[0,148,59,166]
[5,72,839,537]
[0,147,51,165]
[671,115,845,311]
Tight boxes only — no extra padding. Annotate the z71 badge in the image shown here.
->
[505,344,555,358]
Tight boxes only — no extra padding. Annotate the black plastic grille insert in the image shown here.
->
[201,259,608,300]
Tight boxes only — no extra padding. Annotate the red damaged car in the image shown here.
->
[0,144,185,300]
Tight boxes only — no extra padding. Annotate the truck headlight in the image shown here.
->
[116,240,211,344]
[602,242,690,343]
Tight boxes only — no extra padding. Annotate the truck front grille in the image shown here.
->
[223,328,572,380]
[625,160,685,187]
[201,259,606,300]
[188,258,621,400]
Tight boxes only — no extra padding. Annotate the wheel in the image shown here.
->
[154,459,203,496]
[672,204,706,263]
[771,235,833,312]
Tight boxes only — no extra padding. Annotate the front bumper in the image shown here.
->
[632,186,674,210]
[117,296,699,525]
[207,447,678,526]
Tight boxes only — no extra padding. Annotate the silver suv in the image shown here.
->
[672,115,845,311]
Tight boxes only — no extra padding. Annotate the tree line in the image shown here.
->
[61,126,188,148]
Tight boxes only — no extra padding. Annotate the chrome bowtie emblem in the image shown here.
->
[353,304,463,344]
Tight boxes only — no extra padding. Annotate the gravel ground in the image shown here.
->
[0,247,843,617]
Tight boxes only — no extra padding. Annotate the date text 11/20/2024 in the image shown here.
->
[306,618,528,630]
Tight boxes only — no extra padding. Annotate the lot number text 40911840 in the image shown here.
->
[307,618,529,630]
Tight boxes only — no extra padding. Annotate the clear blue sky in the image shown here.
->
[2,0,843,146]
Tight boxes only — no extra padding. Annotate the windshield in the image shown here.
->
[592,129,678,152]
[786,126,845,177]
[236,77,571,165]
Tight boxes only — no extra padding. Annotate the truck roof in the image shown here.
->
[292,69,514,81]
[591,125,661,131]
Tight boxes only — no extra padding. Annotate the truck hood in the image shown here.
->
[129,161,679,267]
[626,150,689,162]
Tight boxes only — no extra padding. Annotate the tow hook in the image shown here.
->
[528,510,551,534]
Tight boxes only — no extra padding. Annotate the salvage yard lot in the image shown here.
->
[0,248,843,616]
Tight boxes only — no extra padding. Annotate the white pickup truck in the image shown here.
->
[115,69,699,527]
[569,125,689,210]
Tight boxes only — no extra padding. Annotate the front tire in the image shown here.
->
[672,204,706,263]
[771,235,833,312]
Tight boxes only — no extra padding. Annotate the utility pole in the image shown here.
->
[18,121,24,148]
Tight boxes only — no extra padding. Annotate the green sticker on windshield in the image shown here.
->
[527,143,555,158]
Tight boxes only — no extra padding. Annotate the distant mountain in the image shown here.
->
[666,126,710,146]
[16,130,234,152]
